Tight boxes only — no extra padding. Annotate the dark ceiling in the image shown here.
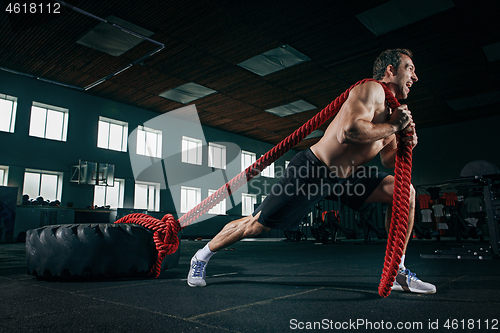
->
[1,0,499,150]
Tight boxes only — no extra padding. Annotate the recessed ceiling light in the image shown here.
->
[77,16,154,56]
[356,0,455,36]
[265,100,316,117]
[159,83,217,104]
[238,44,310,76]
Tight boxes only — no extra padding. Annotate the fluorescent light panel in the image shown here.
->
[159,83,217,104]
[238,45,310,76]
[356,0,455,36]
[265,100,316,117]
[77,16,154,56]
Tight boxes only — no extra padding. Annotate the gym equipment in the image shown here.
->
[26,223,180,278]
[310,207,332,243]
[283,212,309,242]
[358,204,387,243]
[325,210,357,242]
[420,160,500,260]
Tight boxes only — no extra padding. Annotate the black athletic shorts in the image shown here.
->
[253,148,390,231]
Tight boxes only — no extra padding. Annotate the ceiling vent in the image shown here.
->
[238,45,310,76]
[77,16,154,56]
[159,83,217,104]
[265,100,316,117]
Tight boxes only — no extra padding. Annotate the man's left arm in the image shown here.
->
[380,124,418,169]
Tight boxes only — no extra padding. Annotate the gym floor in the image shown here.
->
[1,237,499,333]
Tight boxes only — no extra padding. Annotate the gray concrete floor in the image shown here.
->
[1,237,500,332]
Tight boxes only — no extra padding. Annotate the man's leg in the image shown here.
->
[384,185,415,256]
[365,176,435,294]
[365,175,415,254]
[208,211,271,252]
[187,212,271,287]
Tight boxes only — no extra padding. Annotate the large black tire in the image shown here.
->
[26,223,180,279]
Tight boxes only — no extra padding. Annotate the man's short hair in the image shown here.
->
[373,49,413,80]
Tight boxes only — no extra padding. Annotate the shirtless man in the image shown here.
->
[187,49,436,294]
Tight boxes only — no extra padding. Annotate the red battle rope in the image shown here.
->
[376,90,413,298]
[116,79,412,287]
[114,213,180,277]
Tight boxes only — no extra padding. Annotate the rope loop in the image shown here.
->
[115,213,181,278]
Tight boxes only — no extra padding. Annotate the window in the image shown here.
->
[207,189,226,215]
[134,181,160,211]
[241,150,256,172]
[182,136,202,165]
[0,165,9,186]
[29,102,69,141]
[241,193,256,216]
[97,116,128,152]
[0,93,17,133]
[136,126,162,158]
[23,169,63,201]
[260,155,275,178]
[180,186,201,213]
[208,142,226,169]
[94,179,125,208]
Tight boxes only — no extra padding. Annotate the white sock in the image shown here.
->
[399,255,406,271]
[195,243,216,262]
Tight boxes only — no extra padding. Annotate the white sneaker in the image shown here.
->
[187,253,207,287]
[391,268,436,294]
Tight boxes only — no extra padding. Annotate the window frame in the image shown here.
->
[0,93,17,133]
[23,169,64,201]
[136,125,162,158]
[181,136,203,165]
[180,186,201,214]
[260,155,275,178]
[134,181,160,211]
[94,178,125,208]
[208,142,226,169]
[0,165,9,186]
[241,193,257,216]
[97,116,128,152]
[207,189,226,215]
[29,101,69,142]
[241,150,256,172]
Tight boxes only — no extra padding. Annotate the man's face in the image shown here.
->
[394,55,418,99]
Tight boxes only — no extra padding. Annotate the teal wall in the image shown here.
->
[0,70,295,219]
[2,69,499,236]
[412,116,500,186]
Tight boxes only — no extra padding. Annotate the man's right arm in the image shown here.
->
[336,82,411,145]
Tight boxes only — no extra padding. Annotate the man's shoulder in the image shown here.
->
[351,80,386,104]
[357,80,385,92]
